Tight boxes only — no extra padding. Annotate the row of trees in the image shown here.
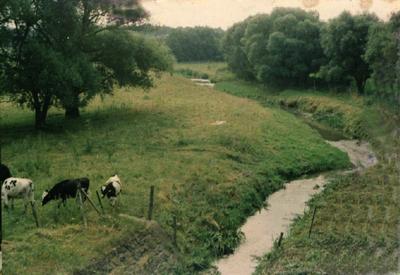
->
[165,27,224,62]
[0,0,174,128]
[223,8,400,99]
[131,24,225,62]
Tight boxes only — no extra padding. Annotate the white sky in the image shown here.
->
[141,0,400,29]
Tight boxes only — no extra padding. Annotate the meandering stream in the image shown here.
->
[215,120,378,275]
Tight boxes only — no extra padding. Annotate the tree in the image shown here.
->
[223,8,323,86]
[243,8,324,86]
[165,27,224,62]
[365,12,400,102]
[222,17,256,80]
[319,12,378,94]
[46,0,150,119]
[0,0,173,128]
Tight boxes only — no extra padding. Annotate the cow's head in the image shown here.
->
[41,190,50,206]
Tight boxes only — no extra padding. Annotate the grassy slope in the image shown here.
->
[0,74,349,274]
[215,81,368,139]
[204,75,399,274]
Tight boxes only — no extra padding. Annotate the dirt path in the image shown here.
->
[216,140,377,275]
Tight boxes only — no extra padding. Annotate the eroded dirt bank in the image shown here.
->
[216,140,377,275]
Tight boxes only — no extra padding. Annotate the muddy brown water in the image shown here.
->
[216,140,377,275]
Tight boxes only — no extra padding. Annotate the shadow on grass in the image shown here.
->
[0,106,177,146]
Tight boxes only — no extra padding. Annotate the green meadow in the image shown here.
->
[0,73,350,273]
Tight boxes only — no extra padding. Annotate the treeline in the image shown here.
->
[165,27,224,62]
[0,0,174,129]
[132,24,225,62]
[223,7,400,101]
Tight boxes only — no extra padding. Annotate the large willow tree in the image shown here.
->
[223,8,323,87]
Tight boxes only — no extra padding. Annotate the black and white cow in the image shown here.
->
[1,177,35,212]
[42,177,90,206]
[101,175,122,206]
[0,164,12,184]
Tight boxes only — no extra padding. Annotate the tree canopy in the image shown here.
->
[222,17,256,80]
[223,8,323,86]
[319,12,379,94]
[222,8,390,95]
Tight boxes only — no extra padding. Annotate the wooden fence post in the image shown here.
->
[80,189,102,216]
[308,207,318,238]
[31,202,40,228]
[147,186,155,221]
[77,184,87,227]
[96,191,105,214]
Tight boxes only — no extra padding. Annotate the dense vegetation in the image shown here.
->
[223,7,400,102]
[0,75,350,273]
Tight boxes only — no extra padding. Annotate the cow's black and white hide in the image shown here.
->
[0,164,12,184]
[1,177,34,212]
[101,175,121,206]
[42,177,90,206]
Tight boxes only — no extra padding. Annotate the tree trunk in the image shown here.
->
[64,92,80,119]
[65,106,80,119]
[33,93,51,130]
[34,108,47,129]
[356,78,366,95]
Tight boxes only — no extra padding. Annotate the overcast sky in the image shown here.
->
[141,0,400,29]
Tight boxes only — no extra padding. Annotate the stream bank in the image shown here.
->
[215,138,377,275]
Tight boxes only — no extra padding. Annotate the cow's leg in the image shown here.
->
[11,198,15,210]
[110,197,116,207]
[3,195,10,214]
[23,193,30,214]
[24,201,28,214]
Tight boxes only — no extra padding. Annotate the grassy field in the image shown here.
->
[174,62,235,83]
[0,74,350,274]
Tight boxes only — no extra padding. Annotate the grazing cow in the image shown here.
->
[0,164,12,184]
[1,177,34,212]
[101,175,122,206]
[42,177,90,206]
